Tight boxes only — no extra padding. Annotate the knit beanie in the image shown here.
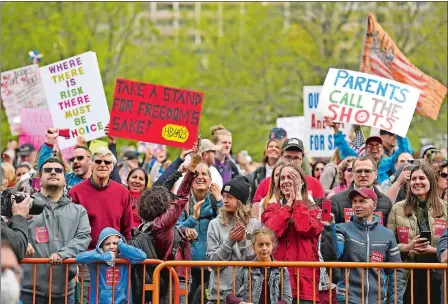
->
[222,176,251,204]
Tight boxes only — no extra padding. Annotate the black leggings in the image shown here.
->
[188,267,211,304]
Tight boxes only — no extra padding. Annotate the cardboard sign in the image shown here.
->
[370,250,385,262]
[109,78,204,149]
[397,226,409,244]
[303,86,352,157]
[434,218,447,236]
[18,108,74,161]
[39,52,110,149]
[106,268,120,286]
[275,116,306,144]
[35,226,49,243]
[318,69,421,137]
[1,64,47,135]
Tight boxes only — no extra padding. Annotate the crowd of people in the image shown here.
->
[1,119,447,304]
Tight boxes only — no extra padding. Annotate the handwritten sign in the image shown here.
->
[303,86,352,157]
[318,69,420,137]
[18,108,74,161]
[1,64,47,135]
[275,116,305,144]
[39,52,110,149]
[109,78,204,149]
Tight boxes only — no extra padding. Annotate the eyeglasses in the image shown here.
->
[441,172,448,179]
[94,159,113,166]
[283,156,302,162]
[42,167,64,174]
[398,159,414,164]
[354,169,375,176]
[69,156,85,163]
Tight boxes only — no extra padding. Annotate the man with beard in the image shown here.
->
[330,155,393,225]
[21,158,91,304]
[380,130,398,157]
[68,147,133,303]
[36,128,121,189]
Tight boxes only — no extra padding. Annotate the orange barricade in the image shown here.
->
[20,258,181,304]
[150,261,448,304]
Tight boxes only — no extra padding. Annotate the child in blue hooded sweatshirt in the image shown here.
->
[76,227,147,304]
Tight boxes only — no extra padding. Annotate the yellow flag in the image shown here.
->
[360,13,447,120]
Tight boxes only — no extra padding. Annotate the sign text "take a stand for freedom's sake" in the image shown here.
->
[304,86,352,158]
[39,52,110,149]
[109,79,204,149]
[318,69,420,137]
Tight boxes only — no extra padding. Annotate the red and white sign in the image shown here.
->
[106,268,120,286]
[434,218,447,236]
[371,250,385,262]
[35,226,49,243]
[344,208,354,223]
[397,226,409,244]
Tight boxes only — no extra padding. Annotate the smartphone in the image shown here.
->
[419,231,432,244]
[322,200,332,222]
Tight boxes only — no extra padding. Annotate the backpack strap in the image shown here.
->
[210,194,218,217]
[169,226,183,260]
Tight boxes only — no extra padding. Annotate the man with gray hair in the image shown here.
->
[68,147,133,303]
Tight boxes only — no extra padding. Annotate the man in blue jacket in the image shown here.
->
[76,227,146,304]
[321,187,404,304]
[324,117,413,184]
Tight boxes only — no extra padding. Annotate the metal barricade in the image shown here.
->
[20,258,180,304]
[150,261,448,304]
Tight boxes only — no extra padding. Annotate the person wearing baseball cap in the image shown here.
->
[380,129,398,157]
[320,186,404,304]
[17,143,36,165]
[324,117,414,184]
[206,175,261,302]
[251,138,325,207]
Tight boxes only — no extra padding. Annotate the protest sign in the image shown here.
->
[1,64,47,135]
[18,108,74,161]
[317,69,420,137]
[303,86,352,157]
[276,116,305,144]
[109,78,204,149]
[39,52,110,149]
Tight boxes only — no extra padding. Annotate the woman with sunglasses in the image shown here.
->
[126,167,149,227]
[326,156,355,198]
[387,163,448,304]
[436,162,448,201]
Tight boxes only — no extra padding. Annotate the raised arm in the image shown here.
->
[117,240,147,264]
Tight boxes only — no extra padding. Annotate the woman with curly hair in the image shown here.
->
[262,162,323,304]
[326,156,356,198]
[206,175,262,303]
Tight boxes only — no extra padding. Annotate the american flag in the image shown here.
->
[350,126,366,156]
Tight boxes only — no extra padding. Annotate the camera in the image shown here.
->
[1,173,45,218]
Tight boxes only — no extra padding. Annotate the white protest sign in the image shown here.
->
[303,86,352,157]
[1,64,47,135]
[276,116,305,143]
[39,51,110,149]
[317,69,420,137]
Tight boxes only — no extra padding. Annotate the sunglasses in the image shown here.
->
[441,172,448,179]
[42,167,64,174]
[94,159,113,166]
[354,169,375,176]
[69,155,85,163]
[346,168,353,173]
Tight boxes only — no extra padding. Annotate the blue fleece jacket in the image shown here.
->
[76,227,146,304]
[334,131,413,184]
[37,142,122,187]
[176,193,223,261]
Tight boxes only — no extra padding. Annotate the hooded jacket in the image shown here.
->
[206,214,261,301]
[321,215,404,304]
[21,193,91,298]
[334,131,413,184]
[261,200,323,301]
[176,192,223,261]
[76,227,146,304]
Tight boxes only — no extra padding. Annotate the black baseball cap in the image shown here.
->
[281,138,304,152]
[123,150,138,161]
[268,128,287,140]
[17,144,35,156]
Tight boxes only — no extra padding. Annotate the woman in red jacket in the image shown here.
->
[127,167,149,227]
[261,162,323,304]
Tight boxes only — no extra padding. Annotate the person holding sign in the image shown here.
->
[386,163,448,304]
[324,117,413,184]
[330,155,393,225]
[320,187,404,304]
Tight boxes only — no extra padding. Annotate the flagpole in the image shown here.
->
[359,13,370,71]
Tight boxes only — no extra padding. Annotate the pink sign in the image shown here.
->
[19,108,74,161]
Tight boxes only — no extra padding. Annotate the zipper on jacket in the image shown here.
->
[365,222,370,304]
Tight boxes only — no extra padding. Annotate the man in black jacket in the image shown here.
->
[330,155,393,225]
[1,193,30,261]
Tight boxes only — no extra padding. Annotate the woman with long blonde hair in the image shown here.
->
[206,175,261,303]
